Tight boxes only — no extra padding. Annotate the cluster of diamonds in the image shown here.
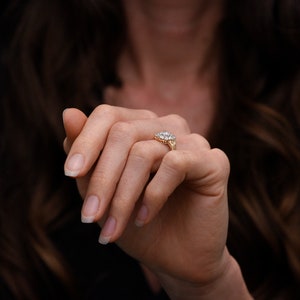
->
[154,131,176,142]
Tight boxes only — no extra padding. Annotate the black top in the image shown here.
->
[0,212,169,300]
[56,217,169,300]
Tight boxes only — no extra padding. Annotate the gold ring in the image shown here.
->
[154,131,176,150]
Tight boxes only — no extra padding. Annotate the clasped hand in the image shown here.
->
[63,104,230,288]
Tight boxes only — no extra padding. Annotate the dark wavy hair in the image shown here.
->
[0,0,300,299]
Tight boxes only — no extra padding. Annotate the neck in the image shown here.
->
[105,0,225,136]
[119,0,224,86]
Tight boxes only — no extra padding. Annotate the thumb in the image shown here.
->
[62,108,87,153]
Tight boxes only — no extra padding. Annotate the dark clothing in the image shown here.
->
[55,217,169,300]
[0,210,169,300]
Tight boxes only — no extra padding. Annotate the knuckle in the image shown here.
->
[140,109,157,119]
[93,104,119,123]
[168,114,190,132]
[130,142,152,160]
[192,133,211,149]
[162,151,187,175]
[111,121,132,133]
[109,121,136,142]
[210,148,230,179]
[94,104,113,116]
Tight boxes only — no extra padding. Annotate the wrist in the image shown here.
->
[157,251,253,300]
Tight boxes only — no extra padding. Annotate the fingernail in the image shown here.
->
[65,153,84,177]
[135,205,148,227]
[81,195,100,223]
[99,216,116,245]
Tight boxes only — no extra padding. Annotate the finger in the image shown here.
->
[81,113,190,197]
[62,108,87,153]
[135,138,229,226]
[136,150,189,226]
[95,140,168,244]
[64,104,157,177]
[81,139,166,224]
[62,108,89,198]
[63,137,71,154]
[80,115,190,225]
[92,133,204,243]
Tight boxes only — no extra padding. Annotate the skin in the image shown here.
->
[63,0,253,299]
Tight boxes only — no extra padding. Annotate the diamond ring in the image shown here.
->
[154,131,176,150]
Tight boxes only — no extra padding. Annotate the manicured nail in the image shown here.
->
[98,216,116,245]
[64,153,84,177]
[135,205,148,227]
[81,195,100,223]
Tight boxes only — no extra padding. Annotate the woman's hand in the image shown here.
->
[63,105,250,299]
